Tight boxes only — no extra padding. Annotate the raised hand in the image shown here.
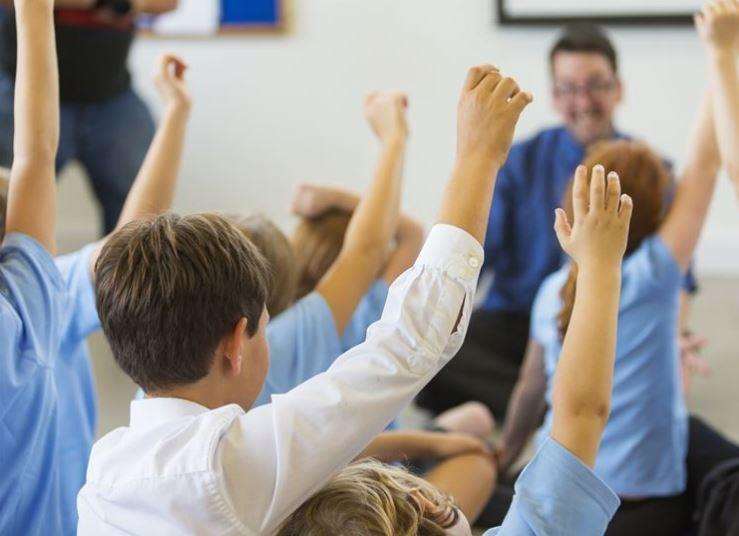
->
[290,183,340,218]
[554,165,633,270]
[154,54,191,110]
[363,91,409,144]
[695,0,739,51]
[457,64,533,168]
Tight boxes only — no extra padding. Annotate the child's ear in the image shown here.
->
[224,317,248,377]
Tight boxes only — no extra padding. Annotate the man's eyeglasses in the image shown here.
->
[553,79,617,99]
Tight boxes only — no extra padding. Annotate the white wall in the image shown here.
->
[58,0,739,274]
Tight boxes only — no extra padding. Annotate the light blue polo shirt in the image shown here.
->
[531,235,688,497]
[255,280,390,407]
[0,233,66,535]
[54,243,100,533]
[484,437,620,535]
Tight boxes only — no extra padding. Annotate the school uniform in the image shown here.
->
[531,235,738,534]
[485,437,620,535]
[0,234,66,535]
[255,279,389,408]
[77,224,483,535]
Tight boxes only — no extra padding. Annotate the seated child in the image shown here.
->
[0,52,191,534]
[77,63,532,534]
[277,165,632,536]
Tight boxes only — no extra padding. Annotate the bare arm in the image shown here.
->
[1,0,178,12]
[356,430,490,464]
[498,340,547,474]
[658,89,721,270]
[4,0,59,252]
[438,66,531,244]
[89,54,190,271]
[315,93,408,335]
[381,215,424,284]
[550,166,632,467]
[696,3,739,193]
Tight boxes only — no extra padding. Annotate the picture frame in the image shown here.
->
[496,0,697,26]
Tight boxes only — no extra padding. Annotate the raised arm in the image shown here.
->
[658,89,721,270]
[0,0,178,13]
[292,183,425,285]
[89,54,190,271]
[313,93,408,334]
[550,166,632,467]
[4,0,59,252]
[438,65,532,244]
[696,1,739,194]
[498,339,547,475]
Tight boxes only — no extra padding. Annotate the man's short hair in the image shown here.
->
[549,23,618,74]
[95,213,270,393]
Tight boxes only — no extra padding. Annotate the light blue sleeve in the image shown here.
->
[483,437,620,536]
[55,242,101,344]
[340,280,389,351]
[623,235,682,299]
[0,233,65,369]
[254,292,341,407]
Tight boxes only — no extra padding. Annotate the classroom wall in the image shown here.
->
[58,0,739,274]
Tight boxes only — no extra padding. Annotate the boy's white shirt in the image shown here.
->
[77,224,484,536]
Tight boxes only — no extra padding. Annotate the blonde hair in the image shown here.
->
[292,209,352,299]
[276,459,459,536]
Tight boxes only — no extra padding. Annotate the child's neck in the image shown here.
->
[148,375,237,411]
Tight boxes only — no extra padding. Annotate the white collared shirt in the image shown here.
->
[77,224,484,535]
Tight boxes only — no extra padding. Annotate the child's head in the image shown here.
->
[228,214,298,317]
[558,140,670,336]
[291,209,351,299]
[276,459,469,536]
[95,213,272,407]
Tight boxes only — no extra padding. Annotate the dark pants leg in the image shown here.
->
[416,310,530,421]
[605,495,690,536]
[77,88,155,234]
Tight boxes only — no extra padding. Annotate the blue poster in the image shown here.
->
[221,0,280,27]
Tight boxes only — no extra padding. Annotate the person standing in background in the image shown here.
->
[0,0,179,234]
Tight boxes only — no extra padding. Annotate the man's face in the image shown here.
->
[551,51,622,145]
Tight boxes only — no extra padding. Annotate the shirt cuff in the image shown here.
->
[528,437,621,517]
[415,224,484,285]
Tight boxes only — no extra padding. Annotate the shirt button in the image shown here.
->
[468,257,480,268]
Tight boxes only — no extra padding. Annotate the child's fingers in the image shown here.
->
[463,64,499,91]
[509,91,534,116]
[605,172,621,213]
[572,165,589,221]
[491,77,520,105]
[589,165,606,212]
[553,208,572,246]
[477,70,504,94]
[618,194,633,223]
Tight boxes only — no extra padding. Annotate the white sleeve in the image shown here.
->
[217,224,484,534]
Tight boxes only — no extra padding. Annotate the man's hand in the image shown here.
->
[363,91,408,145]
[154,54,191,111]
[430,432,492,460]
[554,165,633,271]
[456,64,532,168]
[695,0,739,52]
[680,331,711,392]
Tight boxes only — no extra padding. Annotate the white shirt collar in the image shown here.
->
[129,397,213,428]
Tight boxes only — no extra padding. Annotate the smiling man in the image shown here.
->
[418,24,646,421]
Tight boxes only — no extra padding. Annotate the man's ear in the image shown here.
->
[223,317,248,377]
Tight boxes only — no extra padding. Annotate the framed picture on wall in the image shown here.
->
[497,0,698,25]
[140,0,283,36]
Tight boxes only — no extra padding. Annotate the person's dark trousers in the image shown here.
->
[416,310,530,422]
[0,75,155,234]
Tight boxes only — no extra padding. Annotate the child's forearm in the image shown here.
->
[356,431,434,463]
[550,265,621,467]
[5,0,59,251]
[710,50,739,189]
[114,103,190,231]
[342,138,405,263]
